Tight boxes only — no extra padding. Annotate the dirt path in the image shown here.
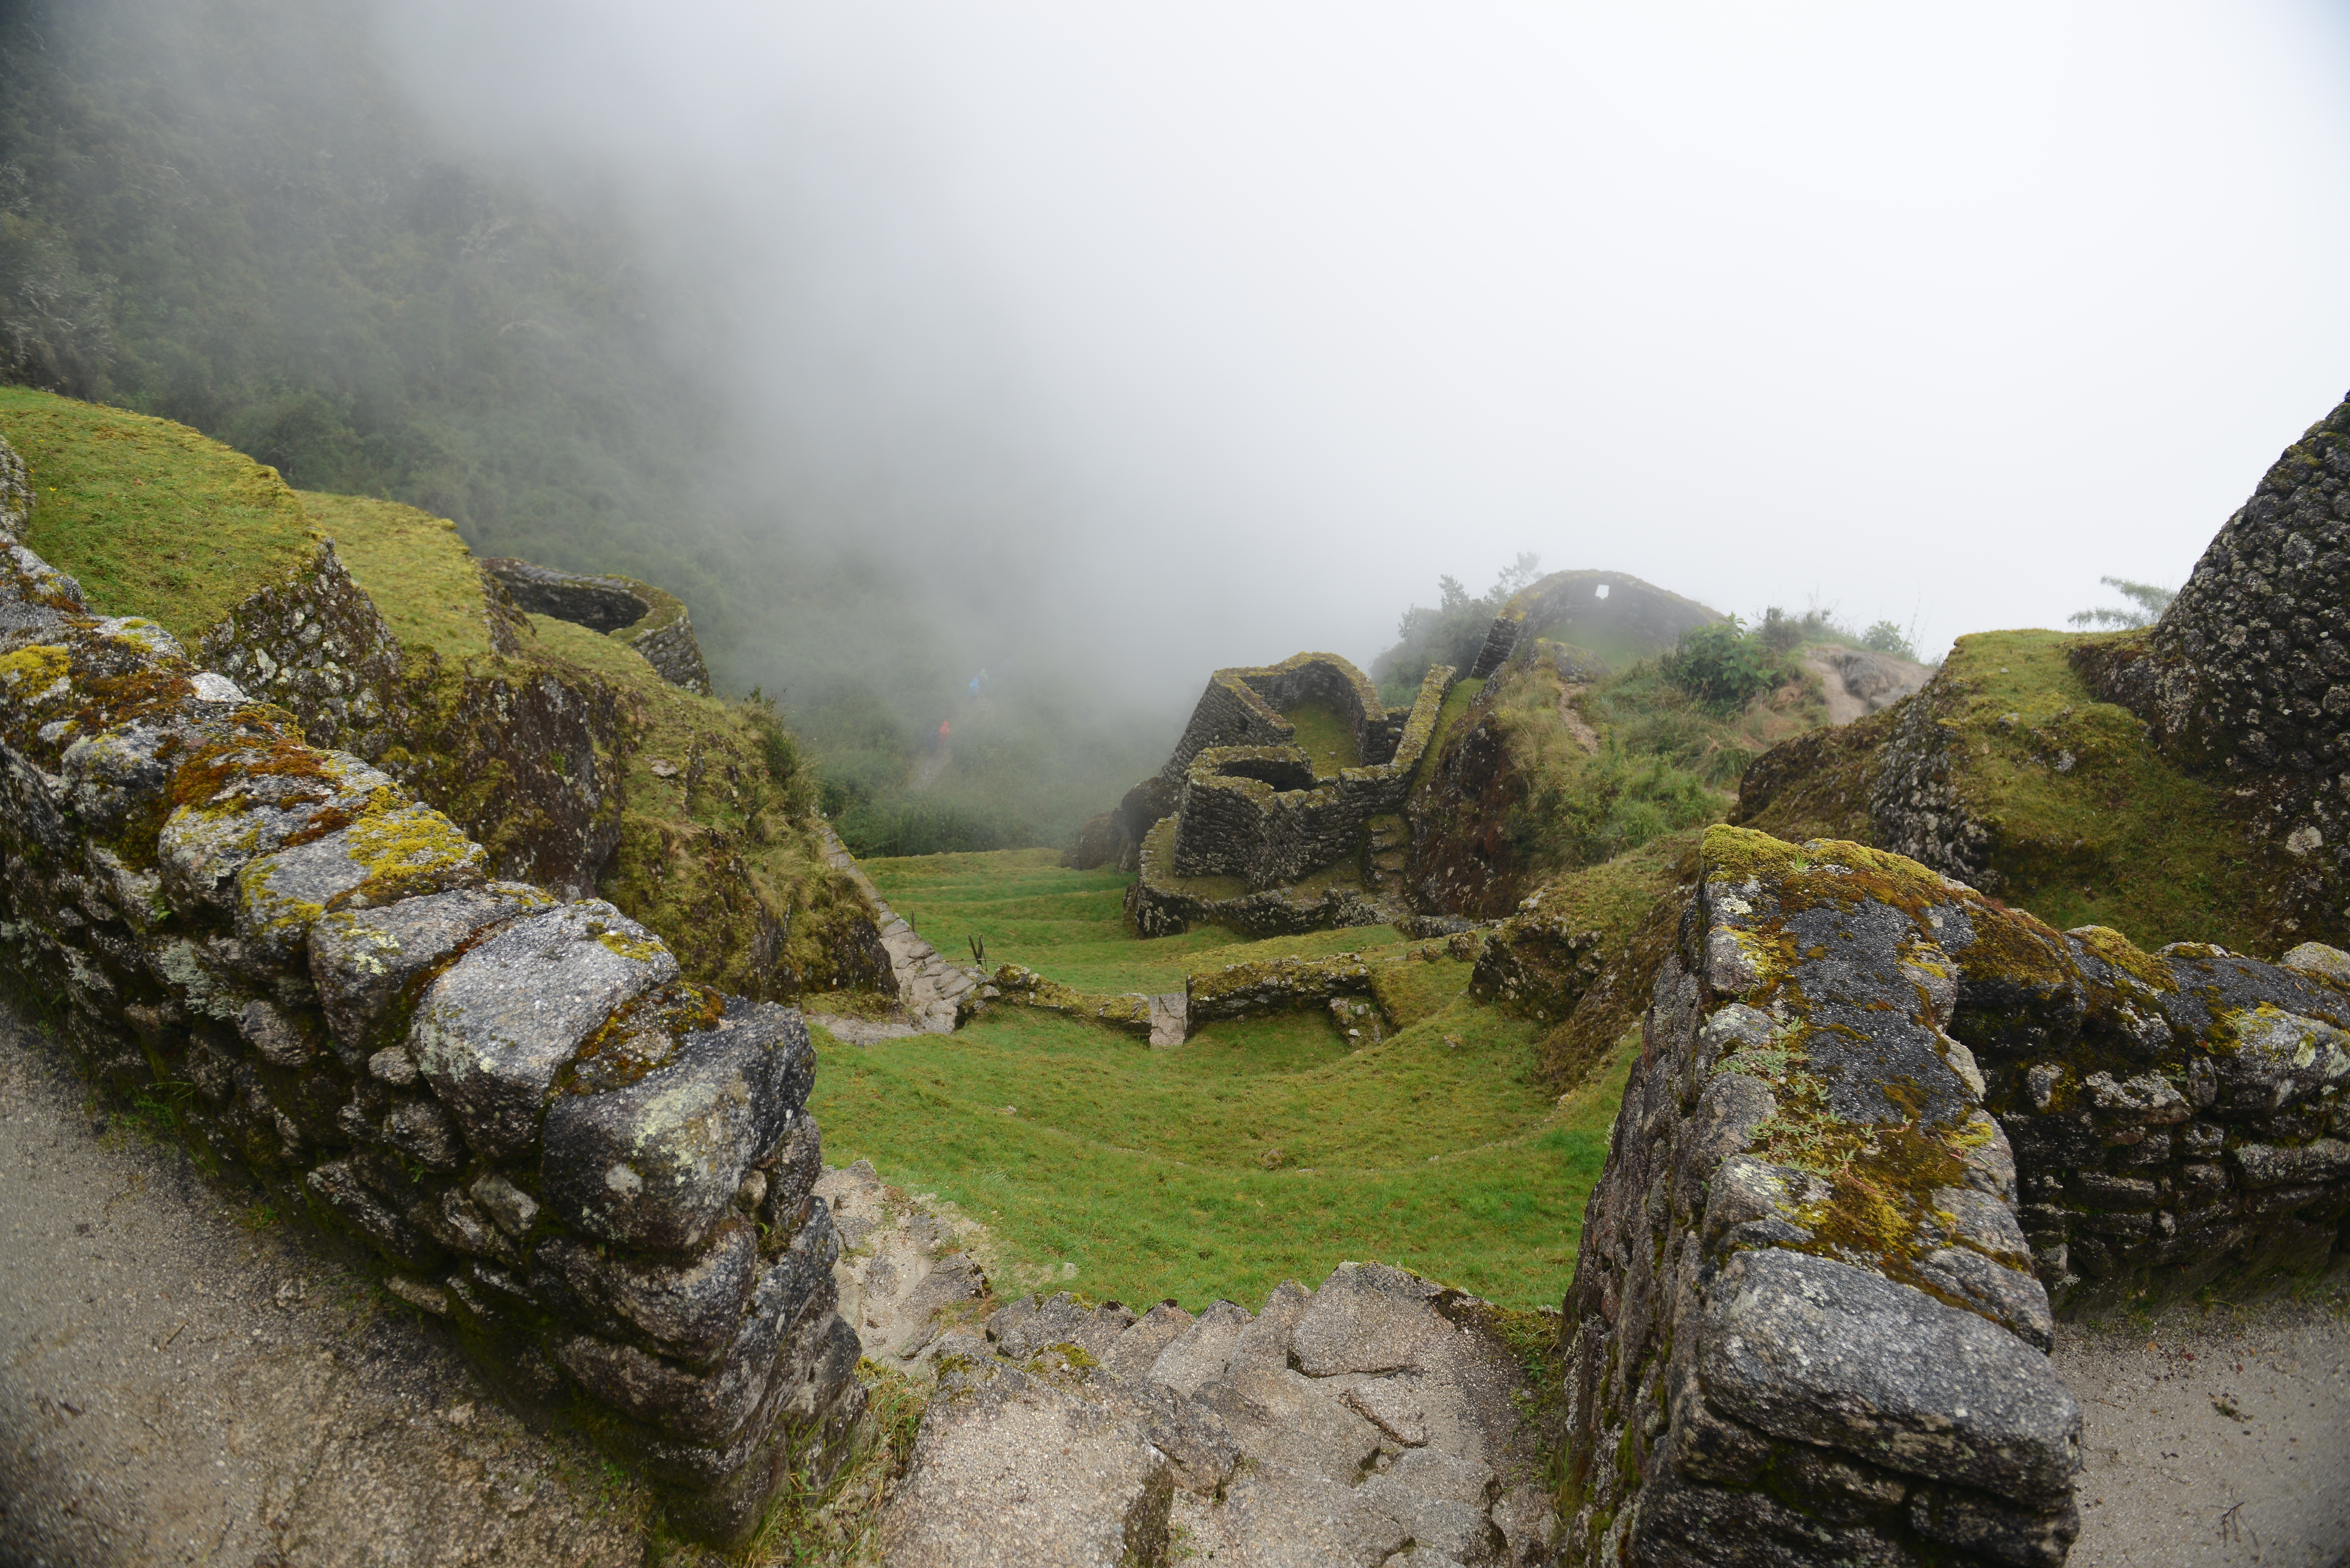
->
[2057,1296,2350,1567]
[0,999,653,1568]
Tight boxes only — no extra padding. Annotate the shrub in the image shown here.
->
[1860,620,1918,660]
[1659,618,1794,711]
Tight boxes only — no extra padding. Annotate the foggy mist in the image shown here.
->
[363,1,2350,696]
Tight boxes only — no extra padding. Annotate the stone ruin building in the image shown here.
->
[1103,652,1452,937]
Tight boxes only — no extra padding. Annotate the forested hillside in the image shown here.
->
[0,0,1165,854]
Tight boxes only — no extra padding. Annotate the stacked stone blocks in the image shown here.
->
[0,440,858,1545]
[1561,825,2348,1566]
[1127,657,1450,937]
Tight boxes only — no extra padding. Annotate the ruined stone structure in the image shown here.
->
[483,556,716,696]
[2071,391,2350,940]
[1121,654,1451,937]
[0,443,860,1544]
[1560,826,2348,1566]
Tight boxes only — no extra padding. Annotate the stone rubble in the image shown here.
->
[875,1260,1561,1568]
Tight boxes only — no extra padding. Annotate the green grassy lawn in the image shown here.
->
[810,849,1635,1310]
[1281,698,1362,775]
[1,386,317,645]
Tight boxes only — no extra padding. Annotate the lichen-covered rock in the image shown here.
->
[1468,907,1602,1023]
[1558,827,2076,1566]
[158,745,401,917]
[233,798,487,967]
[539,996,812,1251]
[308,883,550,1062]
[407,900,678,1160]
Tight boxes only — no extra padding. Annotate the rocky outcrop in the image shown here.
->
[0,468,860,1545]
[1802,646,1933,726]
[878,1264,1558,1567]
[1469,905,1603,1026]
[2073,391,2350,940]
[483,556,715,696]
[1559,825,2350,1566]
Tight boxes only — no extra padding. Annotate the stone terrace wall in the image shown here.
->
[0,464,859,1545]
[484,556,716,697]
[1561,825,2350,1567]
[1169,662,1450,891]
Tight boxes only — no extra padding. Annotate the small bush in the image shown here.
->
[1860,620,1918,660]
[1660,618,1795,711]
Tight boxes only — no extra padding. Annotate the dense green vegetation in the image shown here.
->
[807,850,1635,1309]
[1370,553,1543,702]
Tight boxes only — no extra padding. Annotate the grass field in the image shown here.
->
[806,849,1634,1311]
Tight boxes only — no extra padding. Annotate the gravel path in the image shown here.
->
[0,1001,653,1568]
[2058,1294,2350,1567]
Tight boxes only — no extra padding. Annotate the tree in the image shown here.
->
[2066,576,2176,631]
[1860,620,1917,660]
[1371,553,1542,696]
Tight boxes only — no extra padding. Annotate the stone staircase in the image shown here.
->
[810,824,976,1038]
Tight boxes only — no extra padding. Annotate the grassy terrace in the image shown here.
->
[807,848,1634,1312]
[0,386,317,644]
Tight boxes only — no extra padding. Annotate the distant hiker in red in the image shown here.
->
[938,720,951,747]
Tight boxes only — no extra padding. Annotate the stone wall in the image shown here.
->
[483,556,716,697]
[1559,825,2350,1566]
[1168,662,1450,890]
[2073,391,2350,940]
[0,470,860,1544]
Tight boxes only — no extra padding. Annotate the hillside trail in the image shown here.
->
[0,997,652,1568]
[909,737,952,791]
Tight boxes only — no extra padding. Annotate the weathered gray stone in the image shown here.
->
[2230,1137,2350,1189]
[1700,1249,2080,1506]
[1908,1481,2079,1568]
[1145,1299,1253,1396]
[880,1361,1174,1568]
[1100,1300,1193,1380]
[1191,1364,1385,1485]
[1291,1261,1448,1376]
[539,998,810,1253]
[538,1220,760,1366]
[156,747,395,916]
[408,901,676,1161]
[234,803,486,967]
[305,1157,443,1272]
[988,1290,1099,1360]
[471,1170,540,1236]
[2281,941,2350,985]
[551,1245,815,1445]
[310,884,548,1062]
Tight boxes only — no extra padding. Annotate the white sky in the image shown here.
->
[372,1,2350,687]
